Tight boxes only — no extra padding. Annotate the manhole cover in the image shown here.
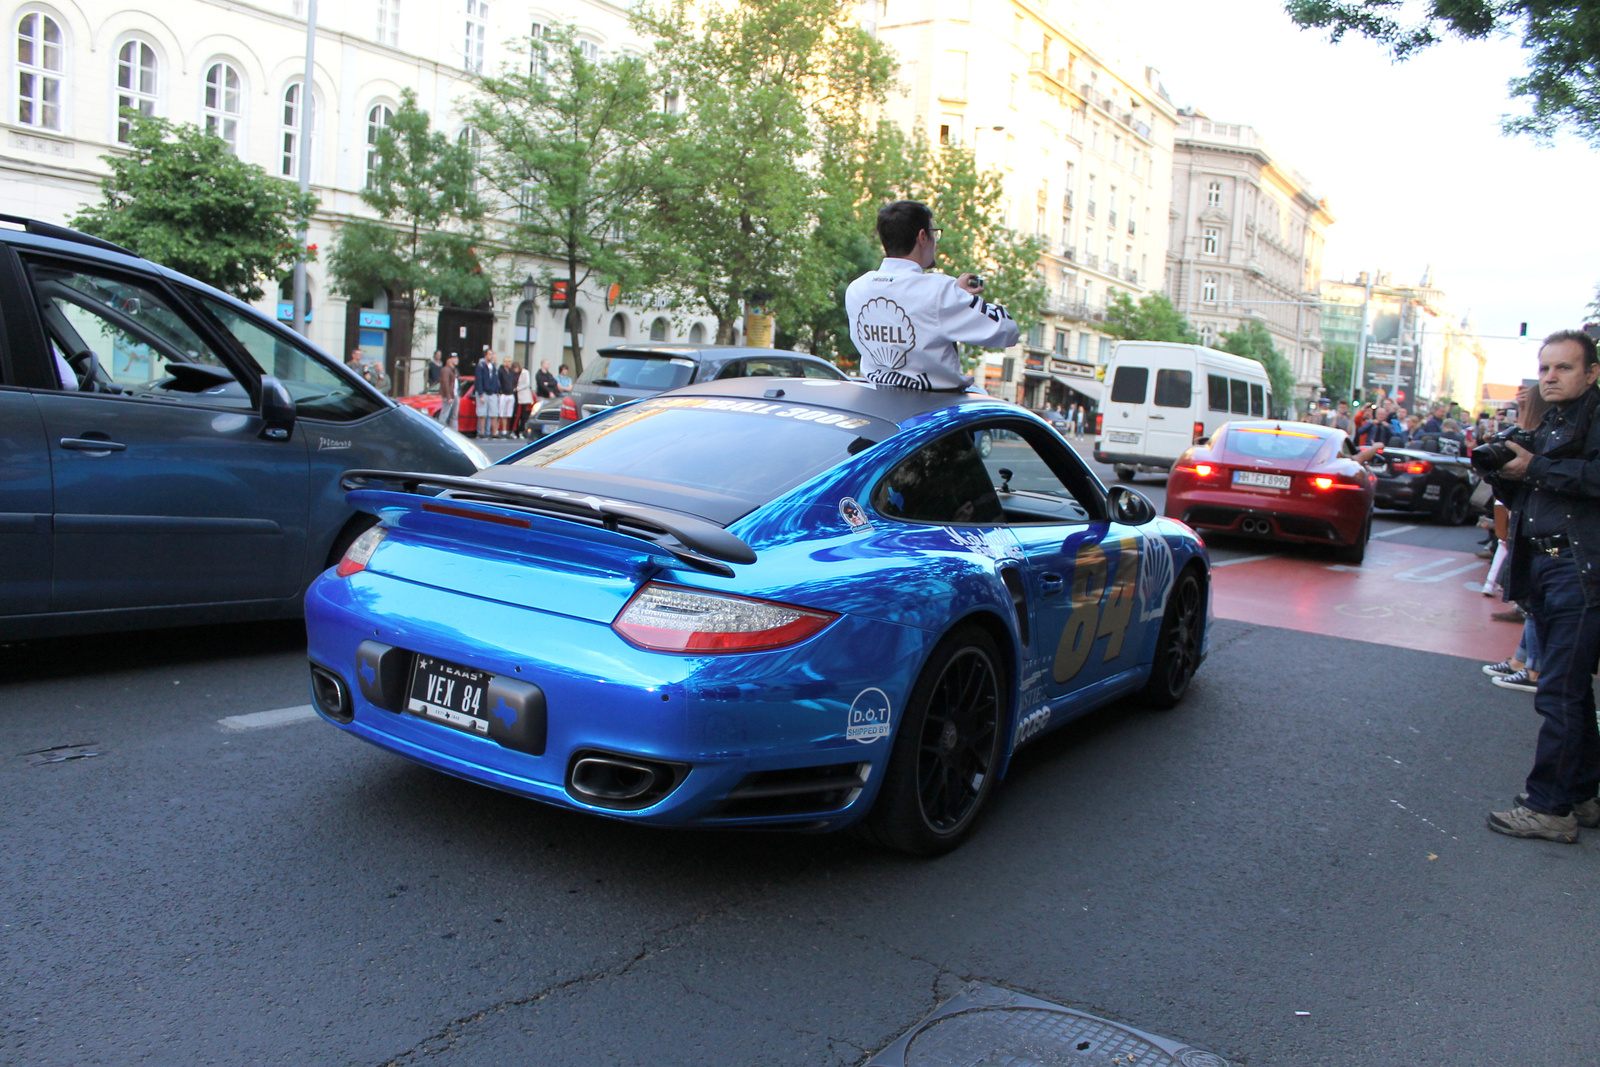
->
[868,983,1231,1067]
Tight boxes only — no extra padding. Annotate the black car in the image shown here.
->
[1366,444,1481,524]
[0,216,484,640]
[556,343,846,428]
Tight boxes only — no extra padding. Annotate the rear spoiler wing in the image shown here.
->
[341,470,756,577]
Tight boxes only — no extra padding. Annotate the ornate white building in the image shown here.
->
[1164,109,1334,408]
[869,0,1178,409]
[2,0,719,392]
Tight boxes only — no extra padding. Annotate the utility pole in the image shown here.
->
[291,0,317,338]
[1350,271,1372,402]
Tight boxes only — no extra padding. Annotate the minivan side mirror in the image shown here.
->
[258,375,296,441]
[1107,485,1157,525]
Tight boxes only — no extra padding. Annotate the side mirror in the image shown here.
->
[258,375,296,441]
[1107,485,1157,525]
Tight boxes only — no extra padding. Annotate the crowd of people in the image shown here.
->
[425,349,572,439]
[1302,394,1515,457]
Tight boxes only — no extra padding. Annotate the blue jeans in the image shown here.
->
[1523,553,1600,815]
[1514,614,1542,672]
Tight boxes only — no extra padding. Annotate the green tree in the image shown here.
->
[70,114,316,301]
[1321,341,1354,401]
[468,26,674,374]
[1103,291,1200,343]
[634,0,897,343]
[326,88,490,372]
[1285,0,1600,143]
[1220,319,1298,415]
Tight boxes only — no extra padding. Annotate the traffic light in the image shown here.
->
[1519,322,1528,337]
[549,280,572,308]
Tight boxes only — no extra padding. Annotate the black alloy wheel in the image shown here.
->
[861,625,1006,856]
[1334,514,1370,565]
[1437,483,1471,526]
[1138,569,1205,709]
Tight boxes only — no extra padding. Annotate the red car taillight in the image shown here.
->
[1192,421,1205,442]
[1310,475,1366,491]
[1174,462,1222,478]
[334,526,386,577]
[613,582,839,653]
[1094,412,1104,435]
[1398,459,1432,475]
[560,396,578,420]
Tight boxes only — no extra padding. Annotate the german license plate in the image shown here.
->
[407,654,491,735]
[1107,430,1139,444]
[1233,470,1291,490]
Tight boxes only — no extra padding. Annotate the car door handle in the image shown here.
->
[1039,572,1064,597]
[1148,414,1166,420]
[60,437,127,453]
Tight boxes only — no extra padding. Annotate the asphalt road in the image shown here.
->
[8,435,1591,1067]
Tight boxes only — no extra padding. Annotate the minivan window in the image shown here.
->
[1249,382,1264,417]
[578,354,695,391]
[1154,369,1192,408]
[1110,366,1148,404]
[1207,374,1229,412]
[1230,378,1250,414]
[198,296,384,421]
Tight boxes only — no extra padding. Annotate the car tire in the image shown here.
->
[325,512,379,570]
[859,624,1007,856]
[1334,514,1370,564]
[1436,483,1470,526]
[1137,568,1205,709]
[1114,464,1137,482]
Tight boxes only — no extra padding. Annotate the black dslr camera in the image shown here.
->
[1470,426,1537,473]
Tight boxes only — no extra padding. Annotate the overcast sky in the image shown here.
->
[1080,0,1598,385]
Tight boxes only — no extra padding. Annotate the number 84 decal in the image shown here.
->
[1053,536,1141,684]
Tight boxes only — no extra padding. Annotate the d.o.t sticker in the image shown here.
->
[846,688,892,743]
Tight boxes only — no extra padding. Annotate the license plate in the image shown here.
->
[1108,430,1140,444]
[408,654,491,735]
[1233,470,1291,490]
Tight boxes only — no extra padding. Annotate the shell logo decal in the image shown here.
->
[1139,532,1175,622]
[854,297,914,371]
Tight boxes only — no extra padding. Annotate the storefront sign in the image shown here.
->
[358,312,391,329]
[275,303,312,322]
[1051,358,1097,379]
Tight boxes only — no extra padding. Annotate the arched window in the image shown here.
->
[608,313,627,337]
[115,40,156,143]
[202,61,241,150]
[280,81,315,178]
[688,322,705,344]
[649,317,668,341]
[365,103,394,187]
[1201,275,1217,303]
[16,12,64,130]
[1199,323,1216,346]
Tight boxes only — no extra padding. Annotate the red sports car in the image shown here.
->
[397,375,479,435]
[1165,420,1377,563]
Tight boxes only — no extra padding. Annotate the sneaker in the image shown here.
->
[1517,794,1600,829]
[1482,659,1517,677]
[1487,804,1578,842]
[1475,543,1495,559]
[1490,607,1527,624]
[1492,669,1538,692]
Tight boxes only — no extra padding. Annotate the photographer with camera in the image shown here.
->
[1481,330,1600,842]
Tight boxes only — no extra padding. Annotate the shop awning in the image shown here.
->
[1053,374,1102,402]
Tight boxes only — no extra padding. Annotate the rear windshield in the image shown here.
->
[576,354,695,391]
[1224,425,1329,461]
[505,395,891,522]
[1110,366,1148,404]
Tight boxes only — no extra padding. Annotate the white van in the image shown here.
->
[1093,341,1273,480]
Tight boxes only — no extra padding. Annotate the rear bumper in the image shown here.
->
[1093,448,1177,470]
[1167,487,1367,545]
[303,569,930,830]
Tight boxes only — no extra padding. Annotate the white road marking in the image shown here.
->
[1211,554,1272,568]
[219,705,318,731]
[1371,524,1418,538]
[1395,558,1483,583]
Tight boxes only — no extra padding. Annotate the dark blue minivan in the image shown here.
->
[0,217,486,640]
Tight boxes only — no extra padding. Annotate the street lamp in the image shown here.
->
[518,275,536,365]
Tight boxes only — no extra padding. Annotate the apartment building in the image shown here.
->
[2,0,715,393]
[1166,109,1333,409]
[871,0,1178,409]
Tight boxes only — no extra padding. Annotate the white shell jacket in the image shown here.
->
[845,258,1019,391]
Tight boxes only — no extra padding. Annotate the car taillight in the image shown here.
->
[1094,412,1104,435]
[1311,476,1335,490]
[1399,459,1432,474]
[1174,462,1221,478]
[1310,475,1365,491]
[560,396,578,420]
[335,526,386,577]
[1192,421,1205,442]
[613,582,839,653]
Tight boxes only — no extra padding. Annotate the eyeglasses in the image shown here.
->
[927,227,943,239]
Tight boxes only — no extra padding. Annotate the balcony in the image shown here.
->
[1108,210,1117,229]
[1126,269,1139,285]
[1084,253,1099,269]
[1086,201,1097,218]
[1062,246,1076,262]
[1104,263,1119,279]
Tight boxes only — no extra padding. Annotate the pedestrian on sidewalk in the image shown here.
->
[1484,329,1600,843]
[437,353,459,430]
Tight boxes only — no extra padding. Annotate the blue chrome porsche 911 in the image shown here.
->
[304,378,1211,854]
